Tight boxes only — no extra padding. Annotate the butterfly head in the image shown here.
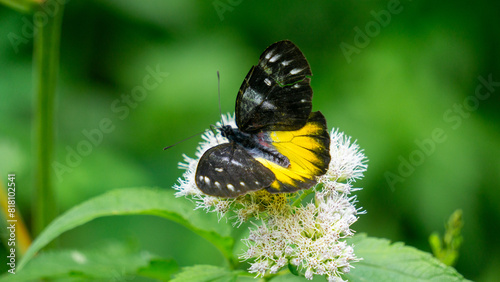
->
[219,125,234,139]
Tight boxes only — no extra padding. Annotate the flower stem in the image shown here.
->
[32,0,65,237]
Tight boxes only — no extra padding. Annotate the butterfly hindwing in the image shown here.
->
[195,143,276,198]
[236,40,313,133]
[254,111,331,194]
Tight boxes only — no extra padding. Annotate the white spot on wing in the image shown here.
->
[290,68,303,75]
[198,176,204,182]
[215,181,221,188]
[231,160,243,167]
[204,176,210,185]
[265,49,275,59]
[243,87,264,107]
[281,59,292,66]
[294,84,300,88]
[215,167,224,172]
[240,182,246,186]
[264,78,272,86]
[227,184,235,191]
[261,101,276,110]
[255,181,260,185]
[269,53,282,63]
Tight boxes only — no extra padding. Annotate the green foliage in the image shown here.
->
[345,234,469,282]
[429,209,464,266]
[137,258,180,280]
[171,265,242,282]
[288,262,300,277]
[18,187,234,270]
[1,243,178,281]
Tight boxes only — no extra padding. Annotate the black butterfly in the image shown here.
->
[195,40,331,198]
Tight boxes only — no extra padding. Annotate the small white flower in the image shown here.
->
[305,268,314,280]
[290,257,301,266]
[248,259,270,277]
[320,128,368,186]
[270,264,280,274]
[276,256,287,268]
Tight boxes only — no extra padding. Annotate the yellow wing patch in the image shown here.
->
[256,111,331,193]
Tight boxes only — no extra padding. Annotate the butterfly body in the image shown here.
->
[220,125,290,168]
[195,40,331,198]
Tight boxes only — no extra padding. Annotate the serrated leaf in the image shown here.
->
[18,187,234,270]
[171,265,242,282]
[345,234,470,281]
[0,243,177,281]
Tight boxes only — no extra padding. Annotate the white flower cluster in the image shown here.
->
[174,113,368,281]
[240,192,361,281]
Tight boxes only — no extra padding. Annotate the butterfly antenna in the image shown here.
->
[217,71,224,126]
[163,130,205,150]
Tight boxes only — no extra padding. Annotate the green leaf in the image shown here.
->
[0,243,178,281]
[171,265,242,282]
[345,234,470,281]
[269,274,308,281]
[288,262,300,276]
[137,258,180,280]
[18,187,234,270]
[429,209,464,266]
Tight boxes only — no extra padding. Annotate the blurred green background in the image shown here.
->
[1,0,499,280]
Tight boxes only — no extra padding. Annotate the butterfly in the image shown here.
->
[195,40,331,198]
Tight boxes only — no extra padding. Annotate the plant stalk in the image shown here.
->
[32,0,64,237]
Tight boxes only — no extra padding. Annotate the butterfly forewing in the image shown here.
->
[195,143,276,198]
[258,40,312,85]
[236,40,313,133]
